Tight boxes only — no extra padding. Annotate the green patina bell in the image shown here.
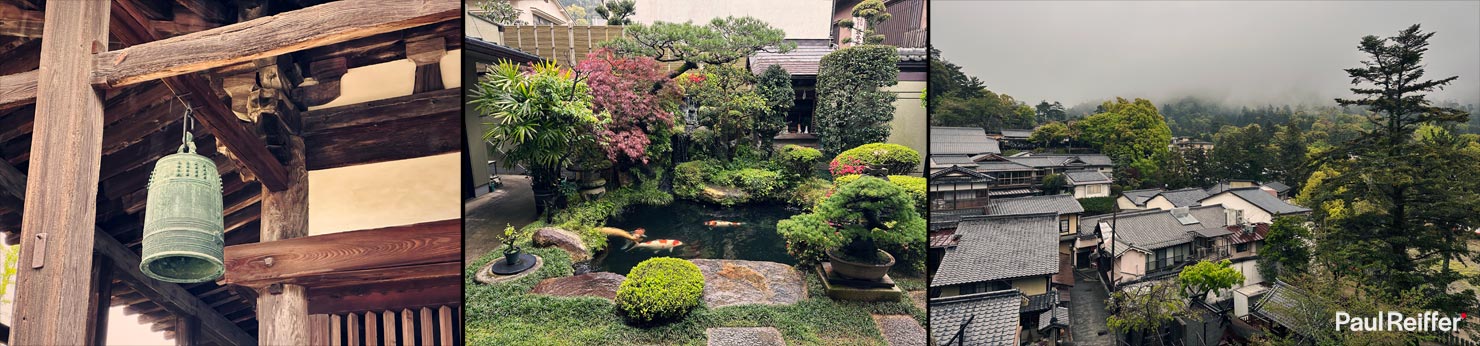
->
[140,134,225,283]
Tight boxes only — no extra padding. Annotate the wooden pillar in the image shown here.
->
[255,61,310,344]
[10,1,108,345]
[85,257,114,346]
[174,315,201,346]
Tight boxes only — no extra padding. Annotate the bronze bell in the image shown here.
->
[140,136,225,283]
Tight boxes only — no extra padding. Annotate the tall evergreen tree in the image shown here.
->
[1309,24,1476,312]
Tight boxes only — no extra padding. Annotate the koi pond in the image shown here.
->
[594,200,799,275]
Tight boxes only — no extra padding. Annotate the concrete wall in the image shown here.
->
[1202,194,1274,224]
[1113,250,1148,283]
[885,80,926,173]
[631,0,834,39]
[466,11,505,42]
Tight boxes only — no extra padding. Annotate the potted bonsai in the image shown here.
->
[501,224,527,265]
[778,175,925,280]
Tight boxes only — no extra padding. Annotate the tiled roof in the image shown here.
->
[1122,189,1163,206]
[932,127,1001,155]
[973,160,1035,172]
[930,232,961,248]
[931,208,985,232]
[1038,306,1071,331]
[1159,188,1211,208]
[1011,153,1115,166]
[1022,290,1058,313]
[999,129,1033,138]
[1211,188,1312,215]
[934,214,1061,287]
[1204,180,1260,195]
[897,47,927,61]
[1064,171,1112,185]
[986,195,1084,216]
[1226,223,1271,245]
[1254,281,1319,336]
[930,290,1022,345]
[930,155,979,168]
[1264,181,1292,193]
[1079,205,1232,255]
[748,39,833,76]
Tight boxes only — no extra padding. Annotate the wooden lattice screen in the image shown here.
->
[503,25,626,66]
[309,305,462,346]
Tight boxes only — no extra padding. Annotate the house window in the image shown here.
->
[960,282,980,295]
[1236,243,1250,252]
[1060,218,1071,235]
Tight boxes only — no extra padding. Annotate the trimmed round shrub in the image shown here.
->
[776,145,823,179]
[829,143,920,176]
[719,168,783,199]
[615,257,705,324]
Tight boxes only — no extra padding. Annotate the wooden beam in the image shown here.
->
[10,1,108,344]
[0,70,36,111]
[302,88,461,170]
[174,0,234,24]
[222,219,460,287]
[0,158,22,213]
[0,3,43,38]
[93,228,257,346]
[93,0,460,88]
[105,0,293,192]
[303,87,460,134]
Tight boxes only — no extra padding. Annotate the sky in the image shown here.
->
[932,1,1480,107]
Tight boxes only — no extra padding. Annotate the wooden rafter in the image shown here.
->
[93,0,461,88]
[0,2,43,38]
[0,69,35,111]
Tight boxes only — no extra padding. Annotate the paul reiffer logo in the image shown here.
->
[1334,311,1465,332]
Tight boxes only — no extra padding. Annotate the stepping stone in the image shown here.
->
[690,259,805,308]
[474,255,544,285]
[706,327,785,346]
[531,227,590,262]
[873,315,926,346]
[529,272,626,300]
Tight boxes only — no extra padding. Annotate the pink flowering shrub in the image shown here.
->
[575,49,678,165]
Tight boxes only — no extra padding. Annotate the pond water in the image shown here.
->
[594,200,800,275]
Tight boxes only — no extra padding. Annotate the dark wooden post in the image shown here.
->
[174,315,201,346]
[85,257,115,346]
[10,1,108,345]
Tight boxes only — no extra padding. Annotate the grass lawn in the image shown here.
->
[465,244,926,345]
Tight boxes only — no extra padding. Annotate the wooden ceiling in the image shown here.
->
[0,0,461,342]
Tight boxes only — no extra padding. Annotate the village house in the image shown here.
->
[927,144,1114,202]
[1171,137,1215,152]
[995,129,1035,149]
[1083,205,1272,286]
[1064,170,1113,199]
[1200,187,1312,224]
[1117,187,1211,211]
[932,214,1061,298]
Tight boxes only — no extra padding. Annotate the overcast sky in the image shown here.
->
[932,1,1480,107]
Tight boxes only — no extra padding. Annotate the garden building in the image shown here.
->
[0,0,461,344]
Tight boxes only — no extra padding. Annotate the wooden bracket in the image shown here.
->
[29,232,44,269]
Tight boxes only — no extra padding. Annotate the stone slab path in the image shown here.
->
[706,327,785,346]
[873,314,926,346]
[691,259,805,308]
[465,174,537,263]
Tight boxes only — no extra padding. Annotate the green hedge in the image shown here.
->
[615,257,705,324]
[829,143,920,176]
[816,46,899,155]
[776,145,823,179]
[1078,196,1116,216]
[674,160,797,206]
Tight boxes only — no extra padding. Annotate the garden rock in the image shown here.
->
[530,272,626,300]
[531,227,590,262]
[873,314,926,346]
[690,259,804,308]
[706,327,785,346]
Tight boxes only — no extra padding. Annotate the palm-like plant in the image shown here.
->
[473,60,603,213]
